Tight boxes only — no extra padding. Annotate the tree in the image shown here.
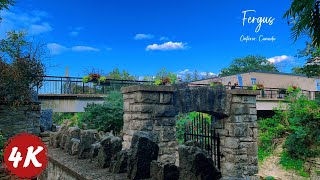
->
[193,70,199,81]
[107,68,135,80]
[185,73,192,82]
[295,40,320,77]
[0,0,14,20]
[283,0,320,47]
[219,55,279,77]
[291,66,305,74]
[0,31,45,106]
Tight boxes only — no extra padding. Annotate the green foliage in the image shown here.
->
[258,92,320,176]
[79,91,123,133]
[99,76,107,83]
[265,176,275,180]
[108,68,135,80]
[0,133,6,162]
[82,76,89,83]
[283,0,320,47]
[0,0,14,20]
[185,73,192,82]
[258,116,288,161]
[154,68,177,85]
[193,70,199,81]
[0,31,45,106]
[52,112,82,126]
[219,55,278,77]
[176,112,211,144]
[280,151,309,177]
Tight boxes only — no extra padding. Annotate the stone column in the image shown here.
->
[121,85,177,163]
[218,90,260,179]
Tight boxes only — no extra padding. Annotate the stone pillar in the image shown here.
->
[121,85,177,163]
[218,90,260,179]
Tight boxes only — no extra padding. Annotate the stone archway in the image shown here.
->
[121,85,259,179]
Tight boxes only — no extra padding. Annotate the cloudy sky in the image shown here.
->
[0,0,308,77]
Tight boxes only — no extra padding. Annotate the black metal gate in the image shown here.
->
[183,113,221,170]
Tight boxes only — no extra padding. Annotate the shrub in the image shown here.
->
[79,91,123,133]
[0,133,6,162]
[280,151,309,177]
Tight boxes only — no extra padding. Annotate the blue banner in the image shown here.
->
[316,80,320,91]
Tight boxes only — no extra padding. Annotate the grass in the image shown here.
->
[279,151,309,177]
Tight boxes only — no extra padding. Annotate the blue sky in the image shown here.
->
[0,0,309,78]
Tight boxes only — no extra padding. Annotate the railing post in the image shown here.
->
[60,77,63,94]
[270,90,273,98]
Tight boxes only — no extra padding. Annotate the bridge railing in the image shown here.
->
[188,83,316,100]
[36,76,153,95]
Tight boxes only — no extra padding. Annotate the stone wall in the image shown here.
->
[121,85,260,179]
[122,85,177,163]
[0,102,41,138]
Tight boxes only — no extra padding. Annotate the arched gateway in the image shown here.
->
[121,85,259,179]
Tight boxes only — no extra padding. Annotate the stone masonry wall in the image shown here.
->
[0,102,41,138]
[121,85,259,179]
[215,90,259,179]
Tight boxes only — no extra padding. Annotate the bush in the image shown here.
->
[79,91,123,133]
[279,151,309,177]
[0,133,6,162]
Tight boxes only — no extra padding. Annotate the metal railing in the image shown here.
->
[184,113,221,170]
[36,76,153,95]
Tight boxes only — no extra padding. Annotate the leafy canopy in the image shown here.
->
[219,55,278,77]
[283,0,320,47]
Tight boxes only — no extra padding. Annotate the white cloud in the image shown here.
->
[267,55,293,64]
[179,69,191,74]
[69,27,83,37]
[134,33,154,40]
[47,43,100,55]
[199,72,217,77]
[146,41,187,51]
[71,46,100,52]
[47,43,68,55]
[0,9,52,36]
[159,36,169,41]
[177,69,217,80]
[30,22,52,35]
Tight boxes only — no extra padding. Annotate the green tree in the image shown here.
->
[0,31,45,106]
[185,73,192,82]
[219,55,278,77]
[107,68,135,80]
[0,0,14,20]
[193,70,199,81]
[291,66,305,74]
[284,0,320,47]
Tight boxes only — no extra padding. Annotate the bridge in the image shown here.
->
[37,76,318,113]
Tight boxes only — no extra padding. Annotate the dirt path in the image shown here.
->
[257,141,308,180]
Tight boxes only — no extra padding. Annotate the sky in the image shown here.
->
[0,0,310,78]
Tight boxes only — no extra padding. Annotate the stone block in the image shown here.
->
[231,103,251,115]
[150,161,179,180]
[134,92,160,103]
[162,126,176,142]
[232,96,256,104]
[227,123,249,137]
[97,134,122,168]
[109,149,130,173]
[131,104,153,113]
[153,105,176,117]
[64,127,81,154]
[70,138,80,155]
[78,129,98,159]
[159,93,172,104]
[224,137,240,149]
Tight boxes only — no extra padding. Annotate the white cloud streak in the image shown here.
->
[0,9,52,36]
[134,33,154,40]
[146,41,187,51]
[47,43,100,55]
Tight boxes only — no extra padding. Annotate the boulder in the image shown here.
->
[109,149,130,173]
[89,142,101,165]
[150,161,179,180]
[64,127,81,154]
[58,124,68,149]
[178,145,221,180]
[70,138,80,155]
[127,131,159,180]
[49,132,59,148]
[40,109,53,132]
[97,134,122,168]
[78,129,98,159]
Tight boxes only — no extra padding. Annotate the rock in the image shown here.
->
[40,109,53,132]
[57,124,68,149]
[70,138,80,155]
[97,134,122,168]
[127,131,159,180]
[89,142,101,164]
[109,149,130,173]
[78,129,98,159]
[178,145,221,180]
[150,161,179,180]
[49,132,59,148]
[64,127,81,154]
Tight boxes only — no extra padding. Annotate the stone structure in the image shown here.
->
[0,101,41,138]
[121,85,260,179]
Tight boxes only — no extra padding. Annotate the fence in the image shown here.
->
[184,113,221,170]
[36,76,153,94]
